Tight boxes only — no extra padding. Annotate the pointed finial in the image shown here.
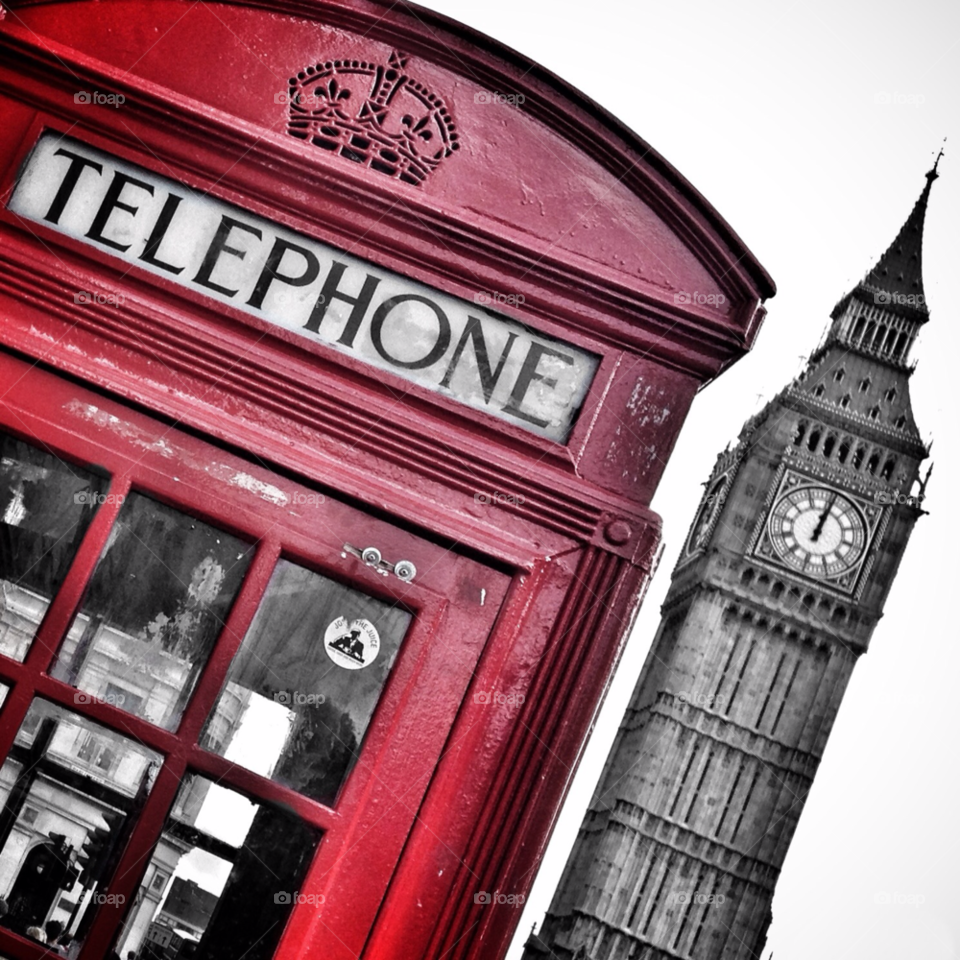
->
[928,142,945,182]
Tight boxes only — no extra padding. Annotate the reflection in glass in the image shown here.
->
[201,559,411,805]
[0,699,161,947]
[51,494,254,731]
[113,774,320,960]
[0,432,107,662]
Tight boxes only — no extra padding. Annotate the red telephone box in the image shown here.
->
[0,3,773,959]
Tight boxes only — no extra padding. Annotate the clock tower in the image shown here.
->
[524,163,938,960]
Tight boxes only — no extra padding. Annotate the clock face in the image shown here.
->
[768,485,867,578]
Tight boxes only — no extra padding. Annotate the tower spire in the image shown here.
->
[858,157,939,315]
[825,159,941,366]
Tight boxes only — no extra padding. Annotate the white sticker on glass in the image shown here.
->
[324,617,380,670]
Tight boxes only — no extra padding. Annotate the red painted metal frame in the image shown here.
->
[0,352,511,960]
[0,2,775,958]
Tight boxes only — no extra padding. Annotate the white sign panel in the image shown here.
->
[10,133,599,442]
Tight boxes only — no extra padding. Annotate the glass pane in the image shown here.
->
[201,559,412,806]
[51,493,255,731]
[0,699,162,948]
[113,774,321,960]
[0,432,107,662]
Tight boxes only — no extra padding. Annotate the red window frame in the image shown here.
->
[0,349,510,960]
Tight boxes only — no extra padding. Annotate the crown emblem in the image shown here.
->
[287,51,459,186]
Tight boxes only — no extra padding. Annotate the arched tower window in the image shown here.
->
[822,435,836,457]
[838,440,850,464]
[863,321,876,347]
[839,394,851,409]
[813,383,825,398]
[793,422,807,446]
[852,317,866,342]
[834,367,845,382]
[872,325,887,351]
[807,429,821,452]
[894,415,906,428]
[884,327,898,352]
[881,457,896,480]
[859,377,871,392]
[853,446,865,470]
[867,452,880,475]
[895,331,908,358]
[885,387,897,402]
[868,406,881,420]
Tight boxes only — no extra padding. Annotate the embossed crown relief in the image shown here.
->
[287,50,459,185]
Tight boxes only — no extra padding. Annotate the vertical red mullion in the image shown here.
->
[24,474,133,676]
[0,475,132,764]
[176,537,281,743]
[66,539,281,957]
[75,756,190,960]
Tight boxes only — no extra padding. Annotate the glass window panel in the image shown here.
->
[0,699,162,946]
[0,432,107,662]
[113,774,320,960]
[201,559,412,806]
[51,493,255,731]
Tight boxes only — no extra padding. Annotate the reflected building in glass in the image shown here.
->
[0,429,411,958]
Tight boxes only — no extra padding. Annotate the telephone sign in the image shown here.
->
[12,132,598,441]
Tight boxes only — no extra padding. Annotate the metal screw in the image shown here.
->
[394,560,416,581]
[361,547,382,565]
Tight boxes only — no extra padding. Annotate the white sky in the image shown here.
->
[413,1,960,957]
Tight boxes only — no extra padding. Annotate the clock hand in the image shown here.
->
[810,494,836,542]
